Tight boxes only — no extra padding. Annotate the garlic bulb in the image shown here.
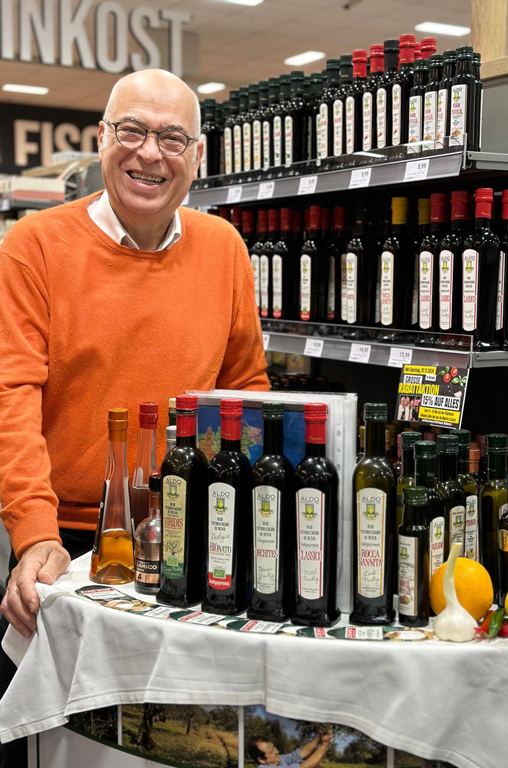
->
[433,542,477,643]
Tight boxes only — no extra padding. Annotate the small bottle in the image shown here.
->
[436,434,466,558]
[379,197,412,335]
[453,429,479,561]
[437,191,471,343]
[417,193,449,340]
[165,424,176,456]
[362,45,384,151]
[415,440,445,581]
[450,48,477,150]
[376,38,399,150]
[480,433,508,604]
[134,472,161,595]
[396,431,423,532]
[131,402,158,530]
[317,59,341,161]
[398,486,430,627]
[497,506,508,609]
[391,34,416,147]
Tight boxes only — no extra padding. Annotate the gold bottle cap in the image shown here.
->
[108,408,128,440]
[418,198,431,226]
[392,197,409,226]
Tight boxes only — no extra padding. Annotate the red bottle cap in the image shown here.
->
[220,398,243,417]
[352,49,368,78]
[293,209,303,233]
[241,209,254,234]
[304,402,328,421]
[220,398,243,440]
[268,208,280,232]
[399,34,416,64]
[414,43,422,60]
[420,38,437,59]
[304,208,310,231]
[176,394,198,412]
[451,191,470,221]
[475,188,494,219]
[430,193,448,222]
[281,207,292,231]
[219,207,230,221]
[321,207,331,231]
[334,206,347,230]
[257,209,268,234]
[139,402,158,428]
[370,45,385,73]
[231,207,242,229]
[502,190,508,220]
[304,403,327,444]
[309,205,322,230]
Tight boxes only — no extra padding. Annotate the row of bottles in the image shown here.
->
[198,38,482,179]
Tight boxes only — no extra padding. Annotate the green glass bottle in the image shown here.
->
[497,508,508,609]
[398,486,430,628]
[480,433,508,604]
[436,434,466,559]
[453,428,479,561]
[396,431,423,532]
[414,441,445,581]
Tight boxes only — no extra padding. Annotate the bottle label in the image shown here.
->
[449,505,465,556]
[208,482,235,590]
[233,125,242,173]
[251,254,260,311]
[464,495,478,561]
[450,84,467,146]
[392,84,401,145]
[273,116,282,167]
[436,88,447,149]
[419,250,434,330]
[500,503,508,519]
[253,486,281,594]
[362,91,373,151]
[423,90,437,151]
[411,253,419,326]
[319,103,328,158]
[297,488,325,600]
[439,249,454,330]
[380,251,394,326]
[273,253,283,319]
[346,96,355,154]
[496,251,506,331]
[357,488,386,599]
[262,120,271,170]
[462,248,478,332]
[260,254,269,318]
[429,516,445,578]
[340,252,348,321]
[200,133,208,179]
[407,95,422,153]
[377,88,386,148]
[498,529,508,552]
[253,120,262,170]
[243,122,252,172]
[284,115,293,167]
[333,99,343,156]
[300,253,311,321]
[398,535,417,617]
[327,255,336,321]
[346,252,357,324]
[162,475,186,581]
[224,127,232,175]
[135,540,161,586]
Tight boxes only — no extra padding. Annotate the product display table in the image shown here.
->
[1,552,506,768]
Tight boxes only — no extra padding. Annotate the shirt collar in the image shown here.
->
[88,190,181,251]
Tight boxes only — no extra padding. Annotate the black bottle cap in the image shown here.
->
[429,54,444,64]
[290,69,305,77]
[401,431,423,450]
[415,440,437,458]
[443,49,457,58]
[340,54,352,63]
[414,59,429,71]
[457,49,473,60]
[384,39,399,52]
[326,59,341,68]
[456,45,474,53]
[262,402,285,420]
[259,80,269,88]
[452,429,471,447]
[404,486,427,506]
[149,471,161,494]
[363,403,387,422]
[229,89,239,100]
[437,434,459,454]
[486,433,508,453]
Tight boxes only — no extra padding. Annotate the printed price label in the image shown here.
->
[388,347,413,368]
[349,168,372,189]
[298,175,318,195]
[404,159,429,183]
[258,181,275,200]
[181,193,189,206]
[262,333,270,350]
[349,343,371,363]
[227,186,242,203]
[304,338,324,357]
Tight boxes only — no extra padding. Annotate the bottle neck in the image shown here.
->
[176,412,197,447]
[365,421,386,459]
[400,448,415,478]
[475,217,491,230]
[437,453,458,482]
[149,490,161,518]
[305,421,327,458]
[134,426,157,486]
[221,415,242,453]
[430,221,447,234]
[404,504,426,526]
[443,63,454,79]
[384,51,398,72]
[458,447,470,474]
[487,452,508,480]
[263,419,284,455]
[108,438,128,477]
[415,456,436,487]
[451,218,468,232]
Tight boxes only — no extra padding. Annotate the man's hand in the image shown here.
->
[0,541,70,638]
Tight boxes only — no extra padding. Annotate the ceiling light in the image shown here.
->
[197,82,226,95]
[2,83,49,95]
[224,0,264,6]
[415,22,471,37]
[284,51,326,67]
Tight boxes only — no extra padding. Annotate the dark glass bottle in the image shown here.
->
[317,60,341,161]
[272,208,296,320]
[411,198,430,330]
[415,440,445,581]
[473,51,483,150]
[398,486,430,627]
[293,403,340,627]
[436,434,466,560]
[233,87,248,173]
[241,209,255,251]
[262,78,279,171]
[216,103,225,176]
[453,429,479,562]
[407,59,429,154]
[418,192,449,336]
[396,432,422,532]
[252,81,268,173]
[300,205,326,322]
[224,91,238,176]
[351,403,396,626]
[376,39,399,150]
[250,209,268,315]
[391,33,416,147]
[480,433,508,605]
[346,49,367,154]
[260,209,279,320]
[242,85,258,174]
[436,50,456,150]
[158,395,208,607]
[285,73,307,167]
[273,78,290,170]
[199,99,220,179]
[450,49,477,151]
[379,196,412,334]
[329,206,349,324]
[250,402,296,622]
[437,191,471,342]
[203,399,252,615]
[362,44,384,151]
[461,188,501,349]
[422,54,443,152]
[345,203,376,329]
[501,190,508,350]
[308,72,323,161]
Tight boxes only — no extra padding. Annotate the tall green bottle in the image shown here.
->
[453,429,480,561]
[480,433,508,604]
[414,441,445,581]
[396,431,422,532]
[436,434,466,559]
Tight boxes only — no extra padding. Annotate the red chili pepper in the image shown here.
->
[476,608,505,638]
[451,367,458,378]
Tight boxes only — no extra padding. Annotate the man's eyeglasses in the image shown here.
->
[104,119,198,157]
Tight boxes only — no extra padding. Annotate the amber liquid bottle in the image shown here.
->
[90,408,135,585]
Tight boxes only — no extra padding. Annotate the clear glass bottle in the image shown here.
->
[134,472,161,594]
[131,402,158,530]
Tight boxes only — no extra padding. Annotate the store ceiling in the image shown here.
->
[0,0,473,113]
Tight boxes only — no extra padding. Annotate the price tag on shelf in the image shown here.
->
[349,343,371,364]
[258,181,275,200]
[262,333,270,351]
[388,347,413,368]
[404,159,429,183]
[304,338,324,357]
[227,186,242,203]
[298,175,318,195]
[349,167,372,189]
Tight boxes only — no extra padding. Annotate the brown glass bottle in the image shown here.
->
[345,203,376,329]
[391,34,416,147]
[417,193,449,337]
[376,39,399,150]
[250,209,268,316]
[346,50,367,154]
[260,209,279,319]
[272,208,298,320]
[362,44,384,151]
[407,59,429,154]
[437,191,471,343]
[317,60,341,161]
[436,50,456,150]
[300,205,327,322]
[379,197,412,335]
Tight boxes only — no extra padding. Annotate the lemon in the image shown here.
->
[430,556,493,620]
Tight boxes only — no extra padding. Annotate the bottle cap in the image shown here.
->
[334,206,347,230]
[469,445,480,472]
[139,402,158,428]
[149,471,161,494]
[326,59,341,69]
[241,209,254,234]
[321,207,331,231]
[262,402,285,420]
[280,207,292,231]
[401,431,423,450]
[420,37,437,56]
[364,403,387,422]
[486,433,508,453]
[384,39,399,52]
[176,394,198,413]
[418,198,431,226]
[429,53,444,65]
[309,205,322,230]
[476,188,494,202]
[452,429,471,447]
[257,209,268,233]
[220,398,243,418]
[475,188,494,219]
[352,49,368,62]
[451,191,470,220]
[444,49,457,59]
[400,34,416,44]
[415,440,437,458]
[370,45,385,72]
[430,193,448,223]
[404,485,427,505]
[108,407,128,440]
[304,402,328,422]
[218,206,230,221]
[414,43,422,59]
[166,424,176,440]
[437,434,459,454]
[413,58,429,72]
[392,197,409,225]
[268,208,280,232]
[502,190,508,221]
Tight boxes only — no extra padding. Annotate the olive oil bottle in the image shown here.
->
[480,433,508,604]
[398,486,430,628]
[436,434,466,558]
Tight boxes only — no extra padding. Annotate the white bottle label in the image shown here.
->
[423,90,437,151]
[450,505,465,556]
[327,255,336,321]
[251,254,260,311]
[297,488,325,600]
[377,88,387,148]
[260,254,269,318]
[253,120,262,171]
[284,115,293,167]
[362,92,373,150]
[272,253,283,320]
[208,482,235,590]
[346,252,358,324]
[346,96,355,154]
[392,84,402,145]
[496,251,506,331]
[224,127,232,175]
[439,249,454,330]
[436,88,447,149]
[333,99,343,156]
[450,84,467,146]
[407,94,422,153]
[262,121,271,170]
[273,116,282,167]
[500,503,508,519]
[398,535,417,617]
[429,516,445,578]
[340,253,348,321]
[462,248,478,332]
[300,253,311,321]
[357,488,386,599]
[253,486,281,594]
[233,125,242,173]
[419,250,434,330]
[380,251,394,326]
[200,133,208,179]
[465,495,478,561]
[319,103,328,158]
[243,122,252,172]
[411,253,419,326]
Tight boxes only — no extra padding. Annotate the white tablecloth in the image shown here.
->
[1,553,507,768]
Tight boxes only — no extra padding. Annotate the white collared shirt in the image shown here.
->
[88,190,181,251]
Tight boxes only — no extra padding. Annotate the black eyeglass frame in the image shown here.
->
[103,119,199,156]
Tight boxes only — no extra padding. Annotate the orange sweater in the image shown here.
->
[0,193,269,558]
